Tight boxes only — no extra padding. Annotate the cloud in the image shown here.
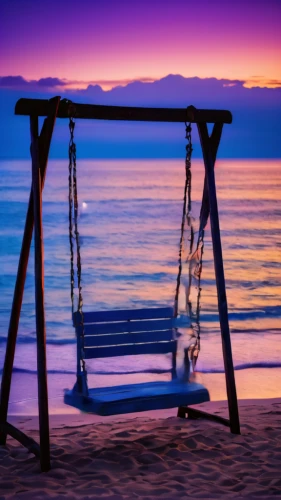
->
[222,80,244,87]
[1,74,280,92]
[0,76,29,87]
[87,77,155,88]
[37,77,67,87]
[245,77,281,88]
[0,75,67,89]
[0,75,156,90]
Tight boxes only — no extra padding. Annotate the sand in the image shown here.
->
[0,399,281,499]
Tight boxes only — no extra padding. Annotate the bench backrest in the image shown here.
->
[73,307,176,359]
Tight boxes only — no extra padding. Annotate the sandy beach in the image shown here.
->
[1,398,280,499]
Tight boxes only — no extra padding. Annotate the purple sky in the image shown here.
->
[0,0,280,89]
[0,0,280,159]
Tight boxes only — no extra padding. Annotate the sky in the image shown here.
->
[0,0,280,159]
[0,0,280,90]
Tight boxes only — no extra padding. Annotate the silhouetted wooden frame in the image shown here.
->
[15,99,232,124]
[0,97,240,472]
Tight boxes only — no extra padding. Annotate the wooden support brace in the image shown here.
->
[177,406,231,428]
[0,422,40,458]
[197,122,240,435]
[0,97,60,470]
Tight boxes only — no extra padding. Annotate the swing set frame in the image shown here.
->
[0,96,240,471]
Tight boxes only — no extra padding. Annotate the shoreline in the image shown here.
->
[3,366,281,416]
[7,396,281,430]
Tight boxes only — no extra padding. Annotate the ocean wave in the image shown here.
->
[200,362,281,373]
[1,322,281,347]
[0,336,77,346]
[2,367,76,375]
[201,306,281,322]
[1,362,281,376]
[0,366,172,376]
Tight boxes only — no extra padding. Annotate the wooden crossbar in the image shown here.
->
[15,98,232,124]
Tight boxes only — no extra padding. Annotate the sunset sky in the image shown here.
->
[1,0,280,90]
[0,0,280,159]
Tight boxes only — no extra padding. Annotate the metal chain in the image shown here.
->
[68,119,75,316]
[186,194,206,370]
[187,227,204,369]
[68,117,86,374]
[175,119,205,370]
[174,121,193,315]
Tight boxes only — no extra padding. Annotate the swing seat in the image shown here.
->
[64,307,210,415]
[64,380,209,416]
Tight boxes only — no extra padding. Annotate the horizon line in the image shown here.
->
[1,156,281,161]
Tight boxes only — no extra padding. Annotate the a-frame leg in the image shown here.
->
[0,97,60,471]
[198,122,240,434]
[178,122,240,435]
[30,114,51,471]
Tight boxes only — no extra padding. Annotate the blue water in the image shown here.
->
[1,158,281,387]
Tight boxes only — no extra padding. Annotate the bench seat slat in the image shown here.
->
[78,318,174,336]
[83,329,174,347]
[73,307,174,325]
[84,340,176,359]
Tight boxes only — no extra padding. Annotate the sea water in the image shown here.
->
[1,158,281,410]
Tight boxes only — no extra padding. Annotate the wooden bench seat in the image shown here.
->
[64,307,210,415]
[64,380,210,416]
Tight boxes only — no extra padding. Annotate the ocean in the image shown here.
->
[1,157,281,413]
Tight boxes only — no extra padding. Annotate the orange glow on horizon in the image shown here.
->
[3,75,280,92]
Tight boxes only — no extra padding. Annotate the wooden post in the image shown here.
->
[0,98,60,448]
[30,115,50,471]
[197,122,240,435]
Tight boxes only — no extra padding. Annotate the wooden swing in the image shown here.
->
[0,97,240,472]
[64,117,208,415]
